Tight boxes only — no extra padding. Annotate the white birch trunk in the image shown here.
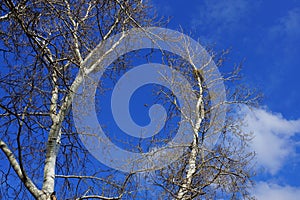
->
[177,61,205,199]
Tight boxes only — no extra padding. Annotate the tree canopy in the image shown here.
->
[0,0,257,199]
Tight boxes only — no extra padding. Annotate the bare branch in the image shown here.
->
[0,140,43,198]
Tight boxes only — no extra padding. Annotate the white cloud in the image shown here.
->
[191,0,254,38]
[242,107,300,174]
[254,181,300,200]
[269,8,300,41]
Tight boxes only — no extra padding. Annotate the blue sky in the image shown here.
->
[152,0,300,199]
[1,1,299,199]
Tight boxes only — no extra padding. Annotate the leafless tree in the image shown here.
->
[0,0,258,199]
[136,46,259,199]
[0,0,155,199]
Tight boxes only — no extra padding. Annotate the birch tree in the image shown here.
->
[0,0,153,199]
[142,49,258,199]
